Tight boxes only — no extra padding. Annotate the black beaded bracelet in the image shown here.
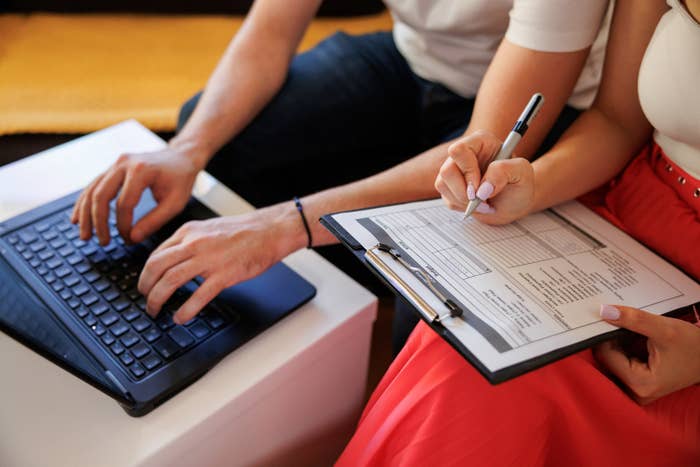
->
[293,196,313,249]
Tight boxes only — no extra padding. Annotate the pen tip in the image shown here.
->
[463,200,480,219]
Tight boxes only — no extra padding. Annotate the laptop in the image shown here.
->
[0,188,316,416]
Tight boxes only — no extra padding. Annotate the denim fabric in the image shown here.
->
[178,32,474,207]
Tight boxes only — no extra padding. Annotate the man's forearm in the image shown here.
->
[169,0,322,170]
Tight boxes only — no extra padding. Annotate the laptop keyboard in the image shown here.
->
[4,208,235,381]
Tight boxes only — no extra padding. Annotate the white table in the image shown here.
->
[0,121,377,467]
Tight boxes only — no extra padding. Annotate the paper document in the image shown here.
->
[331,199,700,374]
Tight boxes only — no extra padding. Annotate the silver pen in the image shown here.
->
[463,93,545,219]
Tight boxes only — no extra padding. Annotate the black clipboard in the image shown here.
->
[320,210,696,384]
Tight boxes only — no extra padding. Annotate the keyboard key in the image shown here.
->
[80,244,98,256]
[45,273,57,284]
[67,298,81,309]
[120,333,139,348]
[111,250,126,262]
[142,354,162,371]
[101,333,115,346]
[143,328,162,343]
[7,235,18,244]
[93,279,110,292]
[66,255,83,266]
[131,343,150,359]
[100,311,119,327]
[58,245,74,257]
[55,266,72,278]
[113,298,130,312]
[72,283,90,297]
[103,288,120,302]
[155,313,175,330]
[122,307,142,322]
[84,315,97,327]
[59,289,72,301]
[65,229,79,240]
[84,270,101,283]
[72,238,87,248]
[75,262,91,274]
[129,362,145,379]
[168,327,194,348]
[63,275,80,287]
[110,341,125,356]
[110,321,130,337]
[51,282,65,293]
[189,322,211,339]
[46,258,63,269]
[103,242,118,253]
[120,352,134,366]
[22,251,34,261]
[136,297,147,311]
[132,318,151,333]
[41,230,59,241]
[90,302,109,316]
[19,232,38,244]
[81,294,99,307]
[29,242,46,253]
[29,259,41,268]
[49,238,66,249]
[91,323,107,337]
[127,289,141,301]
[35,222,51,233]
[153,335,178,359]
[74,307,89,318]
[56,222,72,233]
[204,313,226,330]
[37,266,49,276]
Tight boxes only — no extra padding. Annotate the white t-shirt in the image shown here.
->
[638,0,700,178]
[384,0,610,109]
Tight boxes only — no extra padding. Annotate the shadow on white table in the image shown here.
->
[0,121,377,467]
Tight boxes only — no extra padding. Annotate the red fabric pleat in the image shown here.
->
[337,143,700,466]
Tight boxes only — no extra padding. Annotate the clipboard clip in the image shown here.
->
[375,243,463,322]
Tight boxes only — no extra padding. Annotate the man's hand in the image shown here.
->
[137,204,304,324]
[596,304,700,405]
[434,130,535,225]
[71,146,202,246]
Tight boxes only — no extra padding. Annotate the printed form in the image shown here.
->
[332,199,700,372]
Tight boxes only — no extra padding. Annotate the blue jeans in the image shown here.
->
[178,31,580,353]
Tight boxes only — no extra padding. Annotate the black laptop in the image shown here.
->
[0,189,316,416]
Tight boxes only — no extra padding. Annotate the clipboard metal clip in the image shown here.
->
[373,243,464,322]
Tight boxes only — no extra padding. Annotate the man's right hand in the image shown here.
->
[71,146,201,246]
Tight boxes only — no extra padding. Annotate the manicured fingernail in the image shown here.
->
[467,182,476,201]
[600,304,620,320]
[475,202,496,214]
[476,181,494,200]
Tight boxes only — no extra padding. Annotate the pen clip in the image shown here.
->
[375,243,463,321]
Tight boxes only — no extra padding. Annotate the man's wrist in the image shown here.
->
[266,201,311,257]
[168,136,214,172]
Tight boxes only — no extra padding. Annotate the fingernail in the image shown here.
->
[467,182,476,201]
[475,202,496,214]
[476,181,494,200]
[600,304,620,320]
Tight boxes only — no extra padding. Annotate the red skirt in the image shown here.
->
[337,143,700,466]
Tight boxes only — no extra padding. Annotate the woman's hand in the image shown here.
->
[595,304,700,405]
[434,131,536,225]
[71,146,203,246]
[137,203,305,324]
